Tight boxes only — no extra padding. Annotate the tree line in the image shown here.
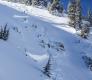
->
[6,0,92,38]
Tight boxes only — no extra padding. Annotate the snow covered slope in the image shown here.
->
[0,0,92,80]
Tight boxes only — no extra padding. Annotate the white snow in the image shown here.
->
[26,51,49,62]
[0,0,92,80]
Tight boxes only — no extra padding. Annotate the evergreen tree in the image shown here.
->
[48,0,63,16]
[0,24,9,41]
[43,55,51,77]
[75,0,82,30]
[32,0,48,7]
[32,0,39,6]
[80,21,90,39]
[26,0,32,5]
[88,9,92,27]
[68,0,82,29]
[68,0,76,28]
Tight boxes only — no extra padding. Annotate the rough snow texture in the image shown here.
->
[0,0,92,80]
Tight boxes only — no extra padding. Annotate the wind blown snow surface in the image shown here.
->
[0,0,92,80]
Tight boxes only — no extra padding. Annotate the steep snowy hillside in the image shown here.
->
[0,0,92,80]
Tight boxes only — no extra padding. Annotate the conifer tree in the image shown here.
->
[75,0,82,30]
[26,0,32,5]
[48,0,63,15]
[43,55,51,77]
[68,0,76,28]
[68,0,82,29]
[88,9,92,27]
[80,22,90,39]
[32,0,48,7]
[32,0,39,6]
[0,24,9,41]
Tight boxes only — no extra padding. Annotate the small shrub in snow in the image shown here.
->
[56,42,64,51]
[82,56,92,71]
[32,24,37,28]
[39,40,65,51]
[0,24,9,41]
[39,40,46,48]
[12,27,21,34]
[80,27,89,39]
[77,21,90,39]
[12,27,18,32]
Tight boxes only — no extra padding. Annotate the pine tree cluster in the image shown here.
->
[82,56,92,71]
[6,0,64,16]
[68,0,91,39]
[5,0,92,39]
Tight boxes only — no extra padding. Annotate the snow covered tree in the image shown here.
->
[48,0,63,16]
[75,0,82,30]
[68,0,82,29]
[26,0,32,5]
[40,0,48,7]
[88,9,92,27]
[32,0,39,6]
[68,0,76,28]
[32,0,48,7]
[80,21,90,39]
[6,0,31,4]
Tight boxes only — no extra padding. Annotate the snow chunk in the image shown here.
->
[26,52,49,62]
